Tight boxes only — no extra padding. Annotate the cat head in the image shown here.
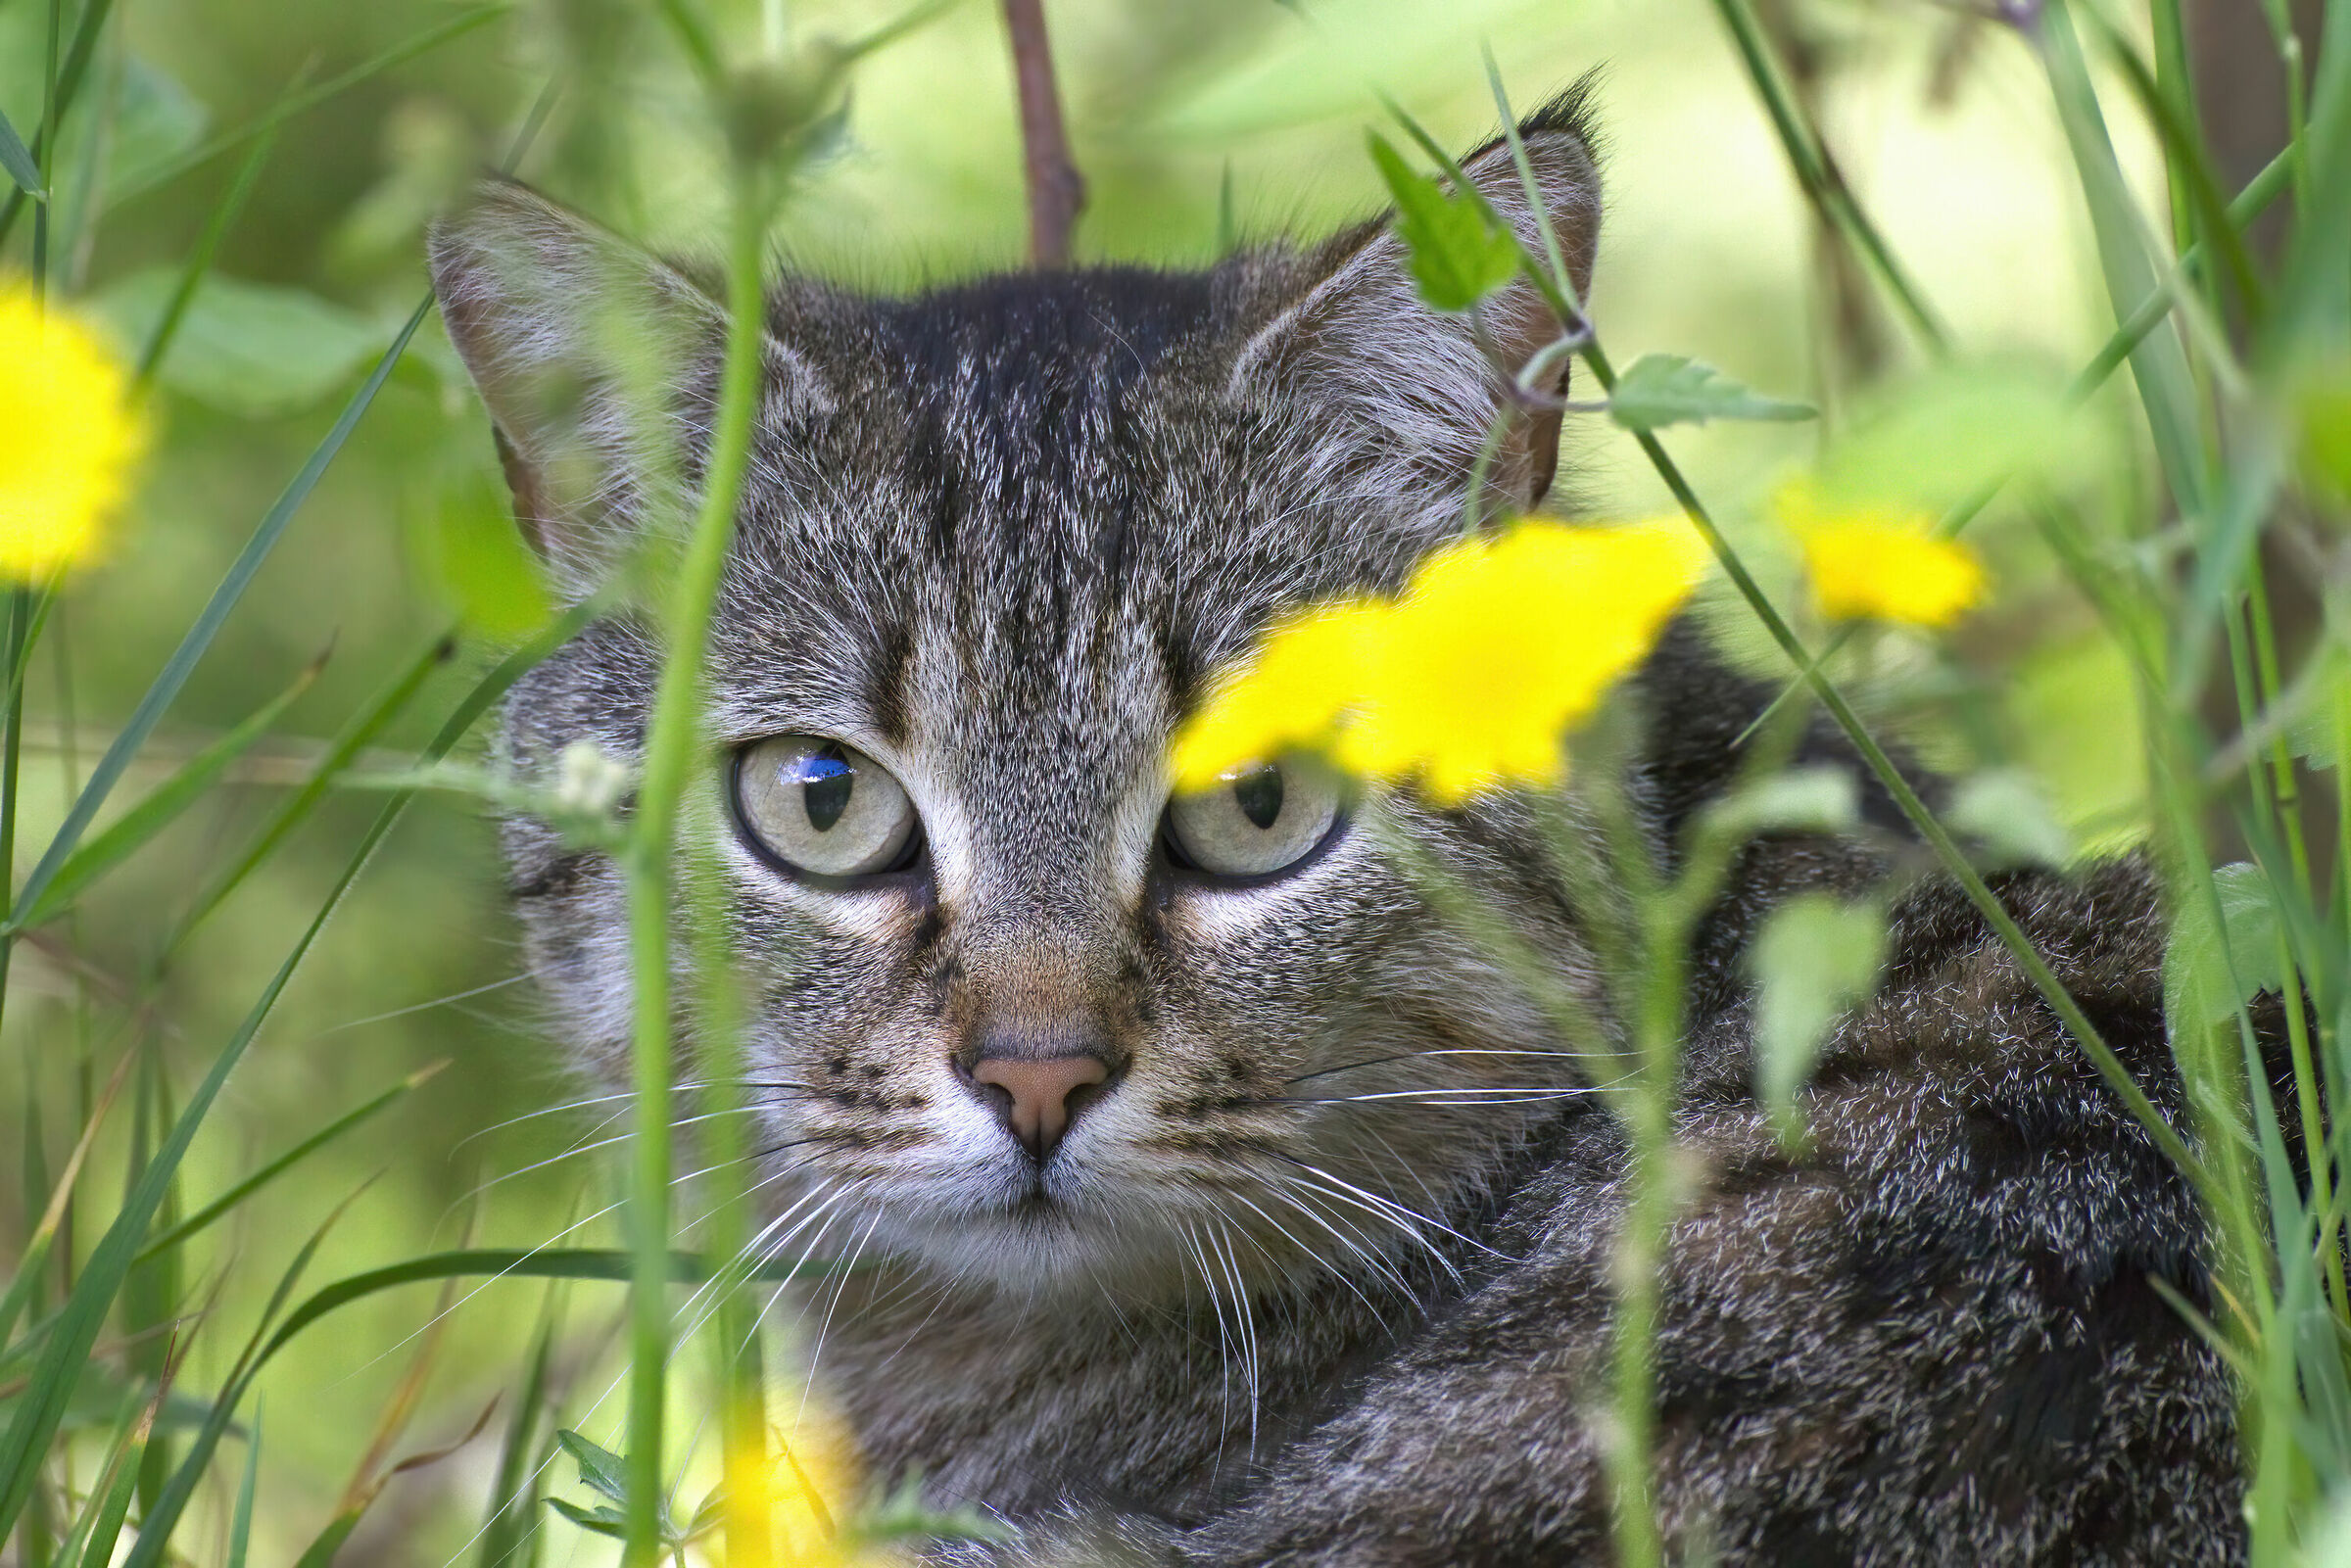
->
[431,90,1608,1294]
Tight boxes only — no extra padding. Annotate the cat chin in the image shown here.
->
[843,1176,1255,1298]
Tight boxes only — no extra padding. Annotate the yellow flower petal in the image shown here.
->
[1774,481,1985,629]
[0,277,146,581]
[1171,602,1382,790]
[1174,519,1709,804]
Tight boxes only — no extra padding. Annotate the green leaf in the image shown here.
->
[103,56,209,199]
[1366,132,1519,313]
[419,471,553,639]
[1703,766,1859,844]
[555,1430,630,1505]
[1606,353,1814,433]
[1809,364,2091,515]
[2164,862,2286,1032]
[547,1497,629,1539]
[96,270,381,418]
[0,106,41,199]
[1750,893,1887,1145]
[15,654,324,931]
[840,1470,1014,1549]
[1947,769,2072,871]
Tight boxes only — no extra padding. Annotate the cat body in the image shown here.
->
[431,90,2247,1563]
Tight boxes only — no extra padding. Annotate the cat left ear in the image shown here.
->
[1230,90,1602,519]
[429,179,826,596]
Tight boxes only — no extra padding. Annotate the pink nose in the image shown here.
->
[971,1055,1111,1161]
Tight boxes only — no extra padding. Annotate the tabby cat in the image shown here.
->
[430,90,2249,1564]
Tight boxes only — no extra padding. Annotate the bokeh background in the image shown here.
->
[0,0,2202,1558]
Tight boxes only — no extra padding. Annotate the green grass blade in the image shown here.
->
[476,1286,563,1568]
[132,86,294,389]
[48,1393,142,1568]
[0,108,43,200]
[100,6,509,213]
[0,0,118,246]
[2081,6,2266,326]
[224,1405,260,1568]
[8,295,433,932]
[136,1060,450,1263]
[1703,0,1950,352]
[121,1182,372,1568]
[2039,0,2211,516]
[33,601,591,1550]
[165,633,455,953]
[13,652,327,933]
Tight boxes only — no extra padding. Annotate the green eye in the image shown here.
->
[1164,760,1342,879]
[732,735,921,879]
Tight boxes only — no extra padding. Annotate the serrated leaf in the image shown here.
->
[0,107,40,199]
[553,1429,629,1504]
[1750,893,1886,1146]
[95,269,380,418]
[2164,862,2285,1032]
[1607,354,1815,432]
[1367,132,1519,313]
[1947,769,2072,870]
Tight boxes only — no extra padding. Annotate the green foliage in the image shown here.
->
[97,271,384,418]
[1605,353,1814,432]
[1749,893,1886,1146]
[0,109,39,199]
[1366,131,1518,312]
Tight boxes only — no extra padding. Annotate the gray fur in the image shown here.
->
[431,91,2245,1564]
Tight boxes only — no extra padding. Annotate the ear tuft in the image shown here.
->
[1231,83,1606,525]
[428,180,733,592]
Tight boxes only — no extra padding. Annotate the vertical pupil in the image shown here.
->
[1233,765,1284,831]
[800,744,855,832]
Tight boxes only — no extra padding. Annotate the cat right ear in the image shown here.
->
[428,180,794,594]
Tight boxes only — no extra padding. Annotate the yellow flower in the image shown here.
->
[0,277,147,581]
[721,1403,874,1566]
[1775,483,1985,629]
[1171,602,1382,793]
[1171,519,1710,805]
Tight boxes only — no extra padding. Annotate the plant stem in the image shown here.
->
[620,169,769,1565]
[1000,0,1083,265]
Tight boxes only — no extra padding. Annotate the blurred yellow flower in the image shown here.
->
[1172,520,1709,804]
[0,278,146,581]
[1775,484,1985,629]
[722,1404,875,1567]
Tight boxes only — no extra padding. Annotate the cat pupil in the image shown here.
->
[1234,766,1283,831]
[800,745,855,832]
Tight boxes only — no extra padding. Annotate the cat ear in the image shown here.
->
[428,179,822,594]
[1230,91,1602,520]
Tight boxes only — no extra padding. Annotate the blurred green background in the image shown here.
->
[0,0,2175,1558]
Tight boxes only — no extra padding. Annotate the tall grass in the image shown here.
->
[2,0,2347,1563]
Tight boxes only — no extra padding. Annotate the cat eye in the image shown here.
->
[731,735,921,880]
[1163,760,1343,880]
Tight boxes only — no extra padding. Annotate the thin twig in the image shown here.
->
[1000,0,1083,266]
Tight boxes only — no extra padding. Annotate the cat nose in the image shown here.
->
[969,1054,1112,1162]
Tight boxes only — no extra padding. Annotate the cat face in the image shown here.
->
[432,94,1607,1293]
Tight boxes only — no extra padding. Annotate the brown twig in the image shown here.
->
[1000,0,1084,265]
